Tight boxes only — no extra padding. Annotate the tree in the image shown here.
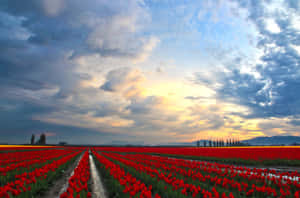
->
[36,133,46,145]
[40,133,46,145]
[30,134,35,145]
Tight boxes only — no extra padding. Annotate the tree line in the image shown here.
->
[196,138,245,147]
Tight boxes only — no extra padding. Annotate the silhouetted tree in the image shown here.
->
[36,133,46,145]
[40,133,46,144]
[30,134,35,145]
[204,141,207,147]
[197,140,200,147]
[233,138,237,146]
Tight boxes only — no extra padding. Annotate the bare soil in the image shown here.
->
[40,153,83,198]
[89,152,107,198]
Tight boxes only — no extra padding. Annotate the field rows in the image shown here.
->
[0,146,299,198]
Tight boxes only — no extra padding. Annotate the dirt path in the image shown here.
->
[89,150,107,198]
[40,152,84,198]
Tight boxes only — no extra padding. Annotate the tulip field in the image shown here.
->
[0,146,87,198]
[0,146,299,198]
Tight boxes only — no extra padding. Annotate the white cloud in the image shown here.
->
[291,44,300,55]
[133,36,160,63]
[265,18,281,33]
[100,67,145,93]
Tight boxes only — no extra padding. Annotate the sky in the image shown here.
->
[0,0,300,145]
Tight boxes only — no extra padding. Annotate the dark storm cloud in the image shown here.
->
[0,97,131,144]
[0,0,153,95]
[194,0,300,118]
[0,0,156,143]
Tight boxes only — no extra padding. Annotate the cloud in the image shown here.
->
[186,104,225,131]
[2,0,299,144]
[285,0,300,11]
[288,119,300,126]
[36,132,56,137]
[184,96,211,101]
[193,0,300,119]
[126,95,166,114]
[0,0,161,144]
[42,0,65,16]
[100,67,144,93]
[0,0,155,101]
[0,0,156,96]
[35,111,134,130]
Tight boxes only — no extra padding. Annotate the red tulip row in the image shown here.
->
[0,146,63,152]
[119,153,300,197]
[143,154,300,178]
[121,153,300,190]
[0,149,79,176]
[103,152,234,198]
[102,152,300,198]
[60,150,91,198]
[0,149,56,167]
[93,146,300,161]
[92,150,161,198]
[0,149,81,198]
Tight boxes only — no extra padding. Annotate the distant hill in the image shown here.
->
[242,136,300,146]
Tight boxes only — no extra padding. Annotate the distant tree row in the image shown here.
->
[196,138,244,147]
[30,133,46,145]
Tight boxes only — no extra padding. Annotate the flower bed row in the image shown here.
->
[93,146,300,166]
[100,151,300,198]
[60,150,91,198]
[123,153,300,197]
[0,149,81,186]
[0,149,57,167]
[121,153,300,189]
[92,149,161,198]
[0,148,82,198]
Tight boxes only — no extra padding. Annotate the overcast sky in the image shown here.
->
[1,0,300,144]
